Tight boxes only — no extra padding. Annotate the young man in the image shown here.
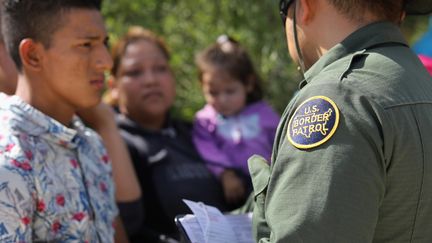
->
[0,0,123,242]
[249,0,432,242]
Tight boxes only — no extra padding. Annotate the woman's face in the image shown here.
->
[114,39,175,126]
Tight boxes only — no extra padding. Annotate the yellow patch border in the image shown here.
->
[287,95,340,149]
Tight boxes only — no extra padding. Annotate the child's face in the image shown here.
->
[201,68,250,116]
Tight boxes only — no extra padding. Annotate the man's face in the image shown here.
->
[38,8,112,113]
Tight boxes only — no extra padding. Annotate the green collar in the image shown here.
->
[303,21,408,85]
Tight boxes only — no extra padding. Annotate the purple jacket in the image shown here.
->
[193,101,280,177]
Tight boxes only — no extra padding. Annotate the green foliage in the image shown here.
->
[403,15,430,44]
[102,0,298,120]
[102,1,430,120]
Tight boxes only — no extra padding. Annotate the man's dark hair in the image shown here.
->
[0,0,102,70]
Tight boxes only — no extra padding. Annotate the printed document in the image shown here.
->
[177,199,253,243]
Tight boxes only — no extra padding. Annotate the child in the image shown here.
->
[193,35,280,206]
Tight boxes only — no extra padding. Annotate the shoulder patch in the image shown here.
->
[287,96,339,149]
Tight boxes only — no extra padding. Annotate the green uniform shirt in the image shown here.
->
[250,22,432,242]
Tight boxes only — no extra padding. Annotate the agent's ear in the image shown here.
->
[298,0,317,24]
[399,11,406,25]
[19,38,43,71]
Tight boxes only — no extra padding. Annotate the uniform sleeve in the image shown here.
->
[257,83,389,242]
[0,159,34,243]
[192,117,233,177]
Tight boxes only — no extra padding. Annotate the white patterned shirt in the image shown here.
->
[0,94,118,243]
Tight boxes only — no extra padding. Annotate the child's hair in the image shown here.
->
[110,26,170,77]
[195,35,263,104]
[1,0,102,70]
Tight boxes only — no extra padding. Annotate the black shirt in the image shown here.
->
[116,114,227,242]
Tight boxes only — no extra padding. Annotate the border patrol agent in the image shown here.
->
[249,0,432,242]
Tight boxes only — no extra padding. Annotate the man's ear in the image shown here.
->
[298,0,317,24]
[19,39,43,71]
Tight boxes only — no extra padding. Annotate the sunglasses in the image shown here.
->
[279,0,294,26]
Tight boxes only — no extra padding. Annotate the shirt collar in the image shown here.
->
[303,21,408,85]
[5,95,80,148]
[116,113,176,138]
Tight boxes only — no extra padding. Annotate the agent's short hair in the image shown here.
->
[1,0,102,70]
[327,0,404,23]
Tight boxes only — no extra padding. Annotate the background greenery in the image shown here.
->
[102,0,430,120]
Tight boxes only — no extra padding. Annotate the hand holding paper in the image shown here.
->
[178,199,253,243]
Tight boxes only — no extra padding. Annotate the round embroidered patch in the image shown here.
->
[287,96,339,149]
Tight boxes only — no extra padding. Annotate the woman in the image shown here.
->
[107,26,227,242]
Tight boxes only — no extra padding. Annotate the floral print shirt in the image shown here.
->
[0,94,118,243]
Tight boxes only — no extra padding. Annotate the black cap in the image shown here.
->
[405,0,432,15]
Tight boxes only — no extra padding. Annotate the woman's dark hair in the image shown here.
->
[110,26,170,77]
[195,35,263,104]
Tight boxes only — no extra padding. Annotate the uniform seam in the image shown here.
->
[408,106,425,242]
[338,50,367,81]
[383,101,432,110]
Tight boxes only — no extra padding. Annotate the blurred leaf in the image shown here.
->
[102,1,430,121]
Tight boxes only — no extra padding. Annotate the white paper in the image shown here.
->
[180,199,253,243]
[225,214,253,243]
[178,214,205,243]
